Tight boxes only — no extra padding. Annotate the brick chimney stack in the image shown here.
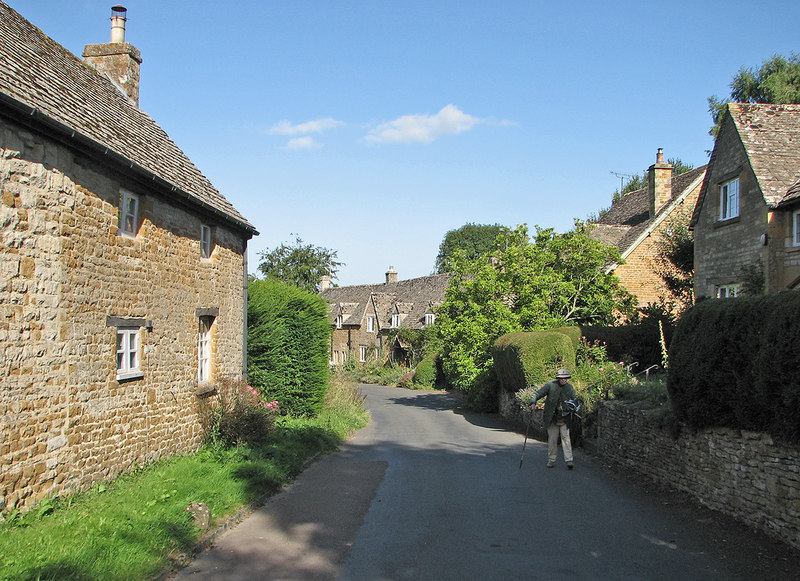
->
[319,275,331,292]
[648,148,673,217]
[83,5,142,107]
[385,266,398,284]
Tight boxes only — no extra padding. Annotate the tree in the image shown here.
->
[708,53,800,136]
[257,236,343,293]
[435,223,505,273]
[435,223,635,394]
[652,207,695,315]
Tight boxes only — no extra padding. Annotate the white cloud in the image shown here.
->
[269,117,344,136]
[366,104,482,144]
[285,136,321,150]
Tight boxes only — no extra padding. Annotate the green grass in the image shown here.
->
[0,378,368,581]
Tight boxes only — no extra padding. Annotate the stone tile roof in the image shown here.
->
[727,103,800,208]
[0,1,256,235]
[320,273,451,330]
[592,164,707,255]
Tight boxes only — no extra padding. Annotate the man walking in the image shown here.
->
[532,369,576,469]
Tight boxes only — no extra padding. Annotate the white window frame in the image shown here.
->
[200,224,212,259]
[198,316,213,383]
[366,315,375,333]
[793,209,800,247]
[719,178,740,221]
[336,315,343,329]
[424,313,435,326]
[116,327,141,380]
[120,190,139,237]
[391,313,400,328]
[716,284,741,299]
[359,345,367,363]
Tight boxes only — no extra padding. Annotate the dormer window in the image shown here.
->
[336,315,343,329]
[391,313,400,328]
[424,313,435,326]
[366,315,376,333]
[719,178,739,221]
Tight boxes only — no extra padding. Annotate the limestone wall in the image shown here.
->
[1,118,248,513]
[598,401,800,550]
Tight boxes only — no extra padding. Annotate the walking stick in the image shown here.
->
[519,409,533,469]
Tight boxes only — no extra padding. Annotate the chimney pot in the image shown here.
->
[385,266,398,284]
[656,147,664,164]
[110,5,127,43]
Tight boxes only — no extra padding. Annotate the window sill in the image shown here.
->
[196,382,217,396]
[117,371,143,382]
[714,216,740,229]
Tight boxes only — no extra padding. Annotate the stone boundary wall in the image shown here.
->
[597,400,800,550]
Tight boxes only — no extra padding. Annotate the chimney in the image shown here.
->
[83,5,142,107]
[319,275,331,292]
[648,148,673,217]
[385,266,398,284]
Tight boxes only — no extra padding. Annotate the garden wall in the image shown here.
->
[598,401,800,550]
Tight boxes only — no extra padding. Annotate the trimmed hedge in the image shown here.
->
[247,279,330,417]
[412,353,439,389]
[581,323,671,369]
[492,331,576,392]
[668,292,800,443]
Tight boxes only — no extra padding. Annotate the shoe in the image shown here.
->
[567,462,574,470]
[546,462,554,468]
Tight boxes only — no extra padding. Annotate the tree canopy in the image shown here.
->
[256,236,343,293]
[708,53,800,136]
[435,223,505,273]
[435,223,635,392]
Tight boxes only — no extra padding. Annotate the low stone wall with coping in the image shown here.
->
[597,400,800,550]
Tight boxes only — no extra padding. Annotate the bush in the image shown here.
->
[248,279,330,417]
[412,353,439,389]
[492,331,576,392]
[206,377,279,448]
[464,366,499,412]
[581,322,671,370]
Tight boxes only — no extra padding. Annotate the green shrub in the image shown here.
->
[581,322,671,369]
[412,353,439,389]
[248,279,330,417]
[551,325,582,349]
[208,378,278,449]
[464,365,499,412]
[492,331,576,392]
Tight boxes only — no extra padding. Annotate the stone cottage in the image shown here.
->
[692,103,800,298]
[591,149,707,308]
[0,3,257,512]
[320,268,450,366]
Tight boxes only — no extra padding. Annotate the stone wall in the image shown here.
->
[597,401,800,550]
[1,117,248,513]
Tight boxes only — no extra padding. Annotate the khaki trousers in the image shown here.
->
[547,422,573,464]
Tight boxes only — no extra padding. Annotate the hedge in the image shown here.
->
[492,331,576,392]
[668,292,800,443]
[581,322,671,370]
[247,279,330,417]
[412,353,439,389]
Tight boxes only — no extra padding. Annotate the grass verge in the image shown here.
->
[0,378,368,581]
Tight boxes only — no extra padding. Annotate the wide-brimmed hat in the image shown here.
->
[556,369,571,379]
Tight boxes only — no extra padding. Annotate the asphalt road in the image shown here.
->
[172,384,800,581]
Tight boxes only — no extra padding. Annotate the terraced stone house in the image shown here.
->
[591,149,707,308]
[692,103,800,298]
[320,268,450,366]
[0,3,257,512]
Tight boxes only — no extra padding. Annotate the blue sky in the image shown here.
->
[9,1,800,286]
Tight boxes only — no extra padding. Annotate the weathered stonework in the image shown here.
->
[1,118,247,512]
[597,401,800,550]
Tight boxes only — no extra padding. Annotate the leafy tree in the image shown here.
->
[652,207,695,315]
[257,236,343,293]
[708,53,800,136]
[435,223,635,393]
[435,223,505,273]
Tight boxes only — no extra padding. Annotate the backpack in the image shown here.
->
[561,398,581,418]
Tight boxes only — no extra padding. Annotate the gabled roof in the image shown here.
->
[0,1,256,236]
[321,273,450,330]
[592,164,707,258]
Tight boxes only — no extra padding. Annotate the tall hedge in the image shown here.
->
[247,279,330,417]
[492,331,576,392]
[668,292,800,443]
[581,323,670,369]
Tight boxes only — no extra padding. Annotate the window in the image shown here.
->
[719,178,739,221]
[716,284,741,299]
[359,345,368,362]
[391,313,400,328]
[366,315,375,333]
[794,210,800,247]
[198,316,214,383]
[200,225,212,259]
[120,190,139,237]
[336,315,343,329]
[116,327,141,380]
[424,313,435,326]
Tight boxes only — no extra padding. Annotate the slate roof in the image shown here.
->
[0,1,256,235]
[321,273,451,330]
[591,164,707,256]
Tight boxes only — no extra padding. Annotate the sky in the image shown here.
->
[8,1,800,286]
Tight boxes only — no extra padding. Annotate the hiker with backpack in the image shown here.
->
[531,369,578,470]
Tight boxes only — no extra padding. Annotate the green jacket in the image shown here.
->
[534,379,576,426]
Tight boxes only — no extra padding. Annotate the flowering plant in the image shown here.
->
[245,385,280,414]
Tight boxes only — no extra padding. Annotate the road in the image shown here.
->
[172,384,800,581]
